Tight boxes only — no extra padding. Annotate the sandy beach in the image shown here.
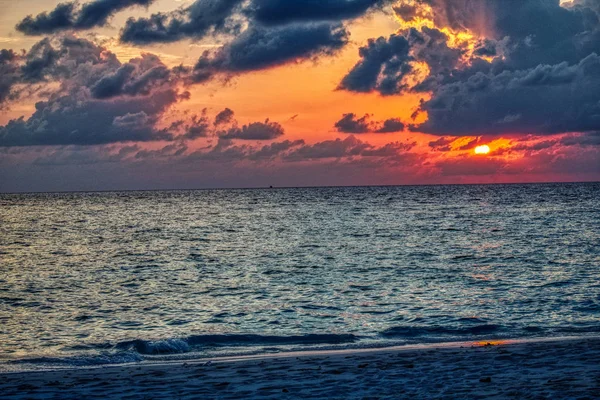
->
[1,337,599,399]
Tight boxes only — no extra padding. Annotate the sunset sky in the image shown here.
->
[1,0,599,192]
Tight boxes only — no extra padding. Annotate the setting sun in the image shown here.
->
[475,145,491,155]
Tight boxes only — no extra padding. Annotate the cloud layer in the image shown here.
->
[340,0,600,136]
[17,0,154,35]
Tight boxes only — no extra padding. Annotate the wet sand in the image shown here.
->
[1,337,599,399]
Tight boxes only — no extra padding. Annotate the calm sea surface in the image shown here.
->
[1,183,599,370]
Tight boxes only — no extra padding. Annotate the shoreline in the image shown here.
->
[2,336,599,398]
[3,334,598,374]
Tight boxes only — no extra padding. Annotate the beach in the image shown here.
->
[1,337,599,399]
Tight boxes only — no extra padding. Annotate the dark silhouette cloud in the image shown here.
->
[285,136,372,160]
[415,54,600,135]
[119,0,382,78]
[0,92,176,146]
[120,0,243,44]
[119,0,389,44]
[0,37,185,146]
[16,0,154,35]
[90,54,172,99]
[193,22,349,75]
[428,137,454,152]
[376,118,405,133]
[283,135,416,161]
[334,113,405,133]
[338,34,412,95]
[214,108,235,125]
[0,50,21,105]
[335,113,372,133]
[249,0,392,25]
[181,114,211,140]
[248,139,306,160]
[339,0,600,135]
[219,119,285,140]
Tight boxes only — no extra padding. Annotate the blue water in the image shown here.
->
[1,183,599,370]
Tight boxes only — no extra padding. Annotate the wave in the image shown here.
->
[6,326,600,370]
[115,333,359,355]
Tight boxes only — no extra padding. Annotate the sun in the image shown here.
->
[474,145,490,155]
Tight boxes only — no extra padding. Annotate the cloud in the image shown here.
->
[334,113,405,133]
[120,0,243,44]
[338,34,412,95]
[376,118,406,133]
[338,0,600,136]
[214,107,234,125]
[415,54,600,135]
[0,35,287,147]
[0,49,21,105]
[247,139,305,160]
[284,135,414,161]
[119,0,389,44]
[219,119,285,140]
[181,113,211,140]
[120,0,382,78]
[0,91,176,146]
[173,134,415,164]
[428,136,454,152]
[16,0,154,35]
[193,22,349,75]
[0,37,186,146]
[249,0,392,25]
[560,131,600,147]
[334,113,372,133]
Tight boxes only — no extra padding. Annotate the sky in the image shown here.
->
[0,0,599,192]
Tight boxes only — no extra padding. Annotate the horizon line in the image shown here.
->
[1,180,598,195]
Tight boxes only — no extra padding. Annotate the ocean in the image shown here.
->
[1,183,599,371]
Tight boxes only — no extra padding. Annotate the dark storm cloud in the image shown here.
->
[193,22,349,75]
[339,0,600,136]
[120,0,243,44]
[120,0,389,44]
[20,39,60,82]
[119,0,382,77]
[249,0,392,25]
[407,27,463,75]
[334,113,404,133]
[338,34,412,95]
[415,54,600,135]
[0,93,175,146]
[0,50,21,105]
[0,37,186,146]
[219,119,285,140]
[0,35,294,147]
[16,0,154,35]
[339,26,461,96]
[90,54,171,99]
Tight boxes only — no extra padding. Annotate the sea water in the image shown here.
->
[1,183,599,370]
